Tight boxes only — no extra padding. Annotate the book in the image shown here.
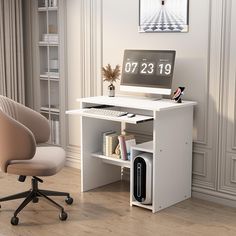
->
[105,133,118,156]
[102,131,116,155]
[125,139,136,160]
[42,34,59,43]
[118,134,135,160]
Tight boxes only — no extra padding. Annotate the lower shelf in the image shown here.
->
[131,201,153,211]
[91,152,130,168]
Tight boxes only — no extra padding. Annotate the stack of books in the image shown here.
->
[42,34,59,44]
[102,131,136,161]
[102,131,119,157]
[46,71,59,77]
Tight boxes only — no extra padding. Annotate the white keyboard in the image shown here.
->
[84,108,128,117]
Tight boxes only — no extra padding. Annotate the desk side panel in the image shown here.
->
[81,116,121,192]
[153,106,193,212]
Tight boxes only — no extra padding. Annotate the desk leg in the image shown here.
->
[81,117,122,192]
[153,107,193,212]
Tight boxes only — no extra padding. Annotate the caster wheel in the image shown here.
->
[59,211,68,221]
[65,196,73,205]
[33,197,39,203]
[11,216,19,226]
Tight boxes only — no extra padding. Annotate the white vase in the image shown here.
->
[108,84,115,97]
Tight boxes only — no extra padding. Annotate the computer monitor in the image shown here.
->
[120,50,176,96]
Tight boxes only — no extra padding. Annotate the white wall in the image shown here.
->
[65,0,102,167]
[66,0,83,168]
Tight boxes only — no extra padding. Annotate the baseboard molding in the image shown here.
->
[192,186,236,208]
[65,157,80,169]
[66,146,81,169]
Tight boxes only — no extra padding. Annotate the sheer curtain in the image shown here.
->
[0,0,25,104]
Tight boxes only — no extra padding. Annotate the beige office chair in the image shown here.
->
[0,96,73,225]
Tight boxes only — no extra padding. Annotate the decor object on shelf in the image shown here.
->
[172,86,185,103]
[102,64,121,97]
[49,59,59,72]
[43,0,48,7]
[42,34,59,43]
[139,0,189,33]
[48,0,57,7]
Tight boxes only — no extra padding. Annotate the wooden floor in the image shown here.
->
[1,167,236,236]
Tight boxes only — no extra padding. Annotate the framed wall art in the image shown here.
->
[139,0,189,33]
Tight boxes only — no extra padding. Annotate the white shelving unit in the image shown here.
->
[36,0,65,146]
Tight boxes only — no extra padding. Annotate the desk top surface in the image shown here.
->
[77,96,196,111]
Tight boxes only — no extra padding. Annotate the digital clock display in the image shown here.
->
[124,60,172,76]
[121,50,176,89]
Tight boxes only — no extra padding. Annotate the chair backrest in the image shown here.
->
[0,96,50,172]
[0,109,36,172]
[0,96,50,143]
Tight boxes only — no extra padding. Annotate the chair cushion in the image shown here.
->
[7,146,66,176]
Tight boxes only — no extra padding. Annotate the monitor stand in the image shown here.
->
[145,93,163,101]
[116,93,163,101]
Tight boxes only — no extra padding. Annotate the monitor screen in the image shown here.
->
[120,50,176,95]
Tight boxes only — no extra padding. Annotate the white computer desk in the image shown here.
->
[67,96,196,213]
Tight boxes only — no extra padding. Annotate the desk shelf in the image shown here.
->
[91,152,130,168]
[131,201,153,211]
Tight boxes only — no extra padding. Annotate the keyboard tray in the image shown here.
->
[66,109,153,124]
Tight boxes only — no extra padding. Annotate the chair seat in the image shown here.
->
[7,147,66,176]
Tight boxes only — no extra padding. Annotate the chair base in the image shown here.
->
[0,176,73,225]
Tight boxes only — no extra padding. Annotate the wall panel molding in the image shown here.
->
[192,151,207,177]
[81,0,102,97]
[232,70,236,150]
[218,0,236,195]
[192,0,224,189]
[65,0,102,166]
[193,0,211,146]
[230,157,236,184]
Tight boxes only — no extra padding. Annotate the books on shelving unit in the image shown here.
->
[105,133,119,157]
[102,131,118,157]
[125,138,136,160]
[45,71,60,78]
[38,0,58,8]
[42,34,59,43]
[102,131,115,155]
[102,131,136,161]
[118,134,136,160]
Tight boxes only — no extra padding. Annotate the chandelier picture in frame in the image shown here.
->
[139,0,189,33]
